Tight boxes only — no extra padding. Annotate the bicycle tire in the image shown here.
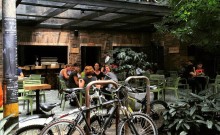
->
[118,112,158,135]
[39,119,85,135]
[14,125,46,135]
[150,100,168,131]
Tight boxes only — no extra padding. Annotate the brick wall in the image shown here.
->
[152,33,189,71]
[0,27,188,82]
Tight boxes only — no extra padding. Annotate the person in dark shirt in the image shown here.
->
[93,62,104,80]
[184,60,205,94]
[17,67,24,79]
[67,63,80,88]
[79,66,97,88]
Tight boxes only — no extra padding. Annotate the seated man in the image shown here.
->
[17,67,24,79]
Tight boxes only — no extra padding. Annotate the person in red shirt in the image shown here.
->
[195,63,205,76]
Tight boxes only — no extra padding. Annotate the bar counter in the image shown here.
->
[20,64,65,89]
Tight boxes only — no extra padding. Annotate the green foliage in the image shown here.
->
[0,114,17,135]
[164,90,220,134]
[112,48,151,75]
[155,0,220,47]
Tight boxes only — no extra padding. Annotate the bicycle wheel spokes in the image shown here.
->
[118,113,158,135]
[40,119,85,135]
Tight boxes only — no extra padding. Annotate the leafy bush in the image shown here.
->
[112,48,151,76]
[164,90,220,135]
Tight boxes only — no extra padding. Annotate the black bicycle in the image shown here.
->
[39,84,158,135]
[89,83,169,133]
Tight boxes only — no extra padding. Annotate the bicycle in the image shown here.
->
[39,80,158,135]
[89,82,168,133]
[14,102,61,135]
[14,86,109,135]
[14,87,90,135]
[126,84,168,130]
[94,75,168,132]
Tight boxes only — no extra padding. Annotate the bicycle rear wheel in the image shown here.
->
[118,112,158,135]
[14,125,46,135]
[39,119,85,135]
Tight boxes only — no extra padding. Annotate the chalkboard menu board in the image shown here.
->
[5,80,18,104]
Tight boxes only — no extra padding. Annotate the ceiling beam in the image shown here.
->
[113,17,161,29]
[61,7,120,28]
[88,9,157,28]
[44,0,170,13]
[20,1,165,17]
[35,3,78,24]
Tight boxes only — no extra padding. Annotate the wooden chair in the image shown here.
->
[149,74,165,100]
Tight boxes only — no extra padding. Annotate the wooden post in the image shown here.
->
[2,0,19,129]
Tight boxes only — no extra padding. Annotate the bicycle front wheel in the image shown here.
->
[39,119,85,135]
[118,112,158,135]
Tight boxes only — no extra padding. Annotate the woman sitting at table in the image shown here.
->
[79,66,97,88]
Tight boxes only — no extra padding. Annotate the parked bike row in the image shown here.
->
[13,76,169,135]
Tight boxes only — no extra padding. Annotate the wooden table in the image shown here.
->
[24,84,51,114]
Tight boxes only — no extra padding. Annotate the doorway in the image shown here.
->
[81,46,101,69]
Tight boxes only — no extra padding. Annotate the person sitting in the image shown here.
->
[67,63,80,88]
[102,65,118,100]
[59,64,72,85]
[183,60,197,93]
[79,66,97,88]
[17,67,24,79]
[67,63,80,106]
[194,62,207,91]
[184,60,206,94]
[93,62,104,80]
[195,63,205,76]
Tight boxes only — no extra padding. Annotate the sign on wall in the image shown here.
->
[168,47,179,53]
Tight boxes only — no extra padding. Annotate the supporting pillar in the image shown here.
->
[2,0,19,129]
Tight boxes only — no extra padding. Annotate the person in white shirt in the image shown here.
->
[136,67,145,76]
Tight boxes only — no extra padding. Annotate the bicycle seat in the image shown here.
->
[64,88,84,93]
[40,103,61,112]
